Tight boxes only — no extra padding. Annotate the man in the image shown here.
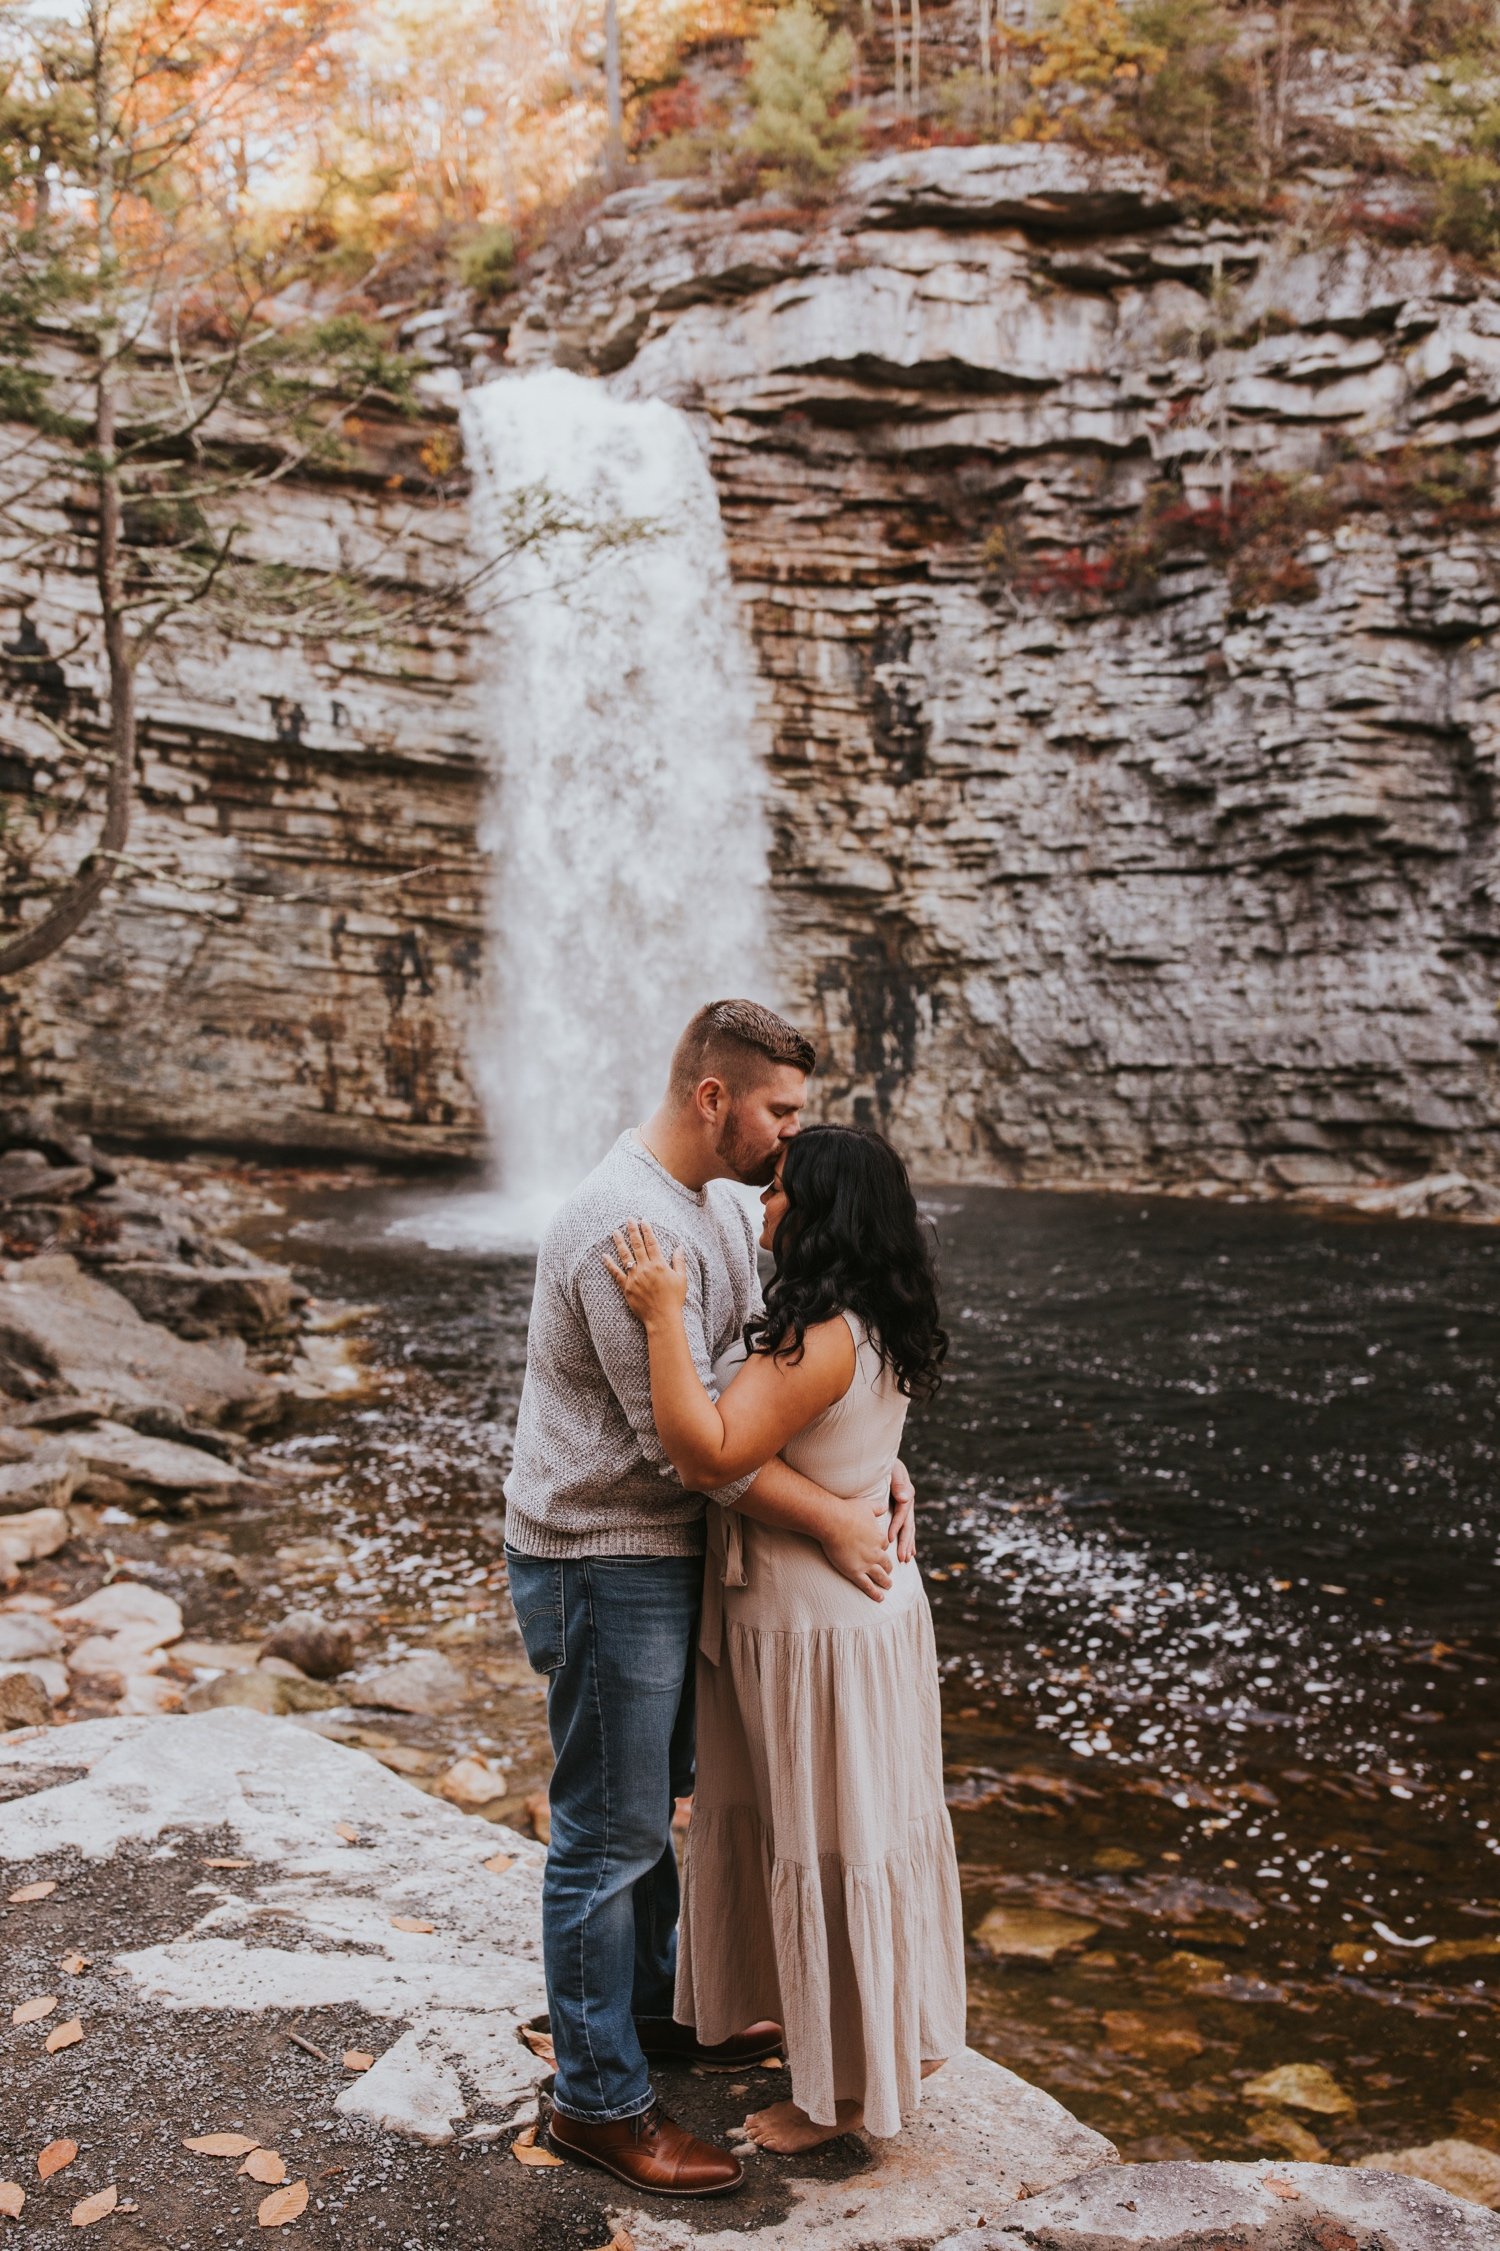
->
[504,999,910,2197]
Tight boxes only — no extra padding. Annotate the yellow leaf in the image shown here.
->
[341,2051,374,2073]
[0,2181,22,2218]
[1264,2177,1302,2201]
[38,2141,77,2180]
[60,1954,89,1976]
[45,2019,83,2053]
[202,1857,253,1870]
[388,1915,434,1934]
[239,2151,286,2185]
[183,2133,261,2157]
[510,2125,563,2170]
[334,1822,359,1843]
[518,2025,556,2066]
[482,1852,513,1875]
[758,2054,784,2070]
[12,1994,58,2026]
[257,2180,309,2228]
[70,2185,118,2227]
[7,1881,57,1904]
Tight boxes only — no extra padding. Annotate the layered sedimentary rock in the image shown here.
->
[1,414,490,1160]
[511,146,1500,1188]
[5,145,1499,1185]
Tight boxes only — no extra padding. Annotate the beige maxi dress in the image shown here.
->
[675,1312,968,2140]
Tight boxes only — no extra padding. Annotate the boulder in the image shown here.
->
[348,1651,471,1717]
[56,1420,246,1503]
[100,1261,305,1339]
[57,1583,184,1645]
[0,1670,49,1727]
[0,1452,79,1513]
[939,2160,1500,2249]
[435,1756,509,1809]
[0,1507,71,1569]
[68,1625,172,1686]
[0,1657,68,1703]
[1355,2140,1500,2211]
[0,1614,65,1662]
[0,1151,96,1205]
[1241,2063,1356,2116]
[261,1612,355,1680]
[0,1256,275,1425]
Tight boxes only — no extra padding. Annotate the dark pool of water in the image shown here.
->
[249,1179,1499,2169]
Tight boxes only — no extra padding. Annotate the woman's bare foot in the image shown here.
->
[743,2098,864,2153]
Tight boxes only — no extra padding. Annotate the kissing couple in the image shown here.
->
[503,999,966,2196]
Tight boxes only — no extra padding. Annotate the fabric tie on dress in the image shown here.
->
[699,1504,747,1665]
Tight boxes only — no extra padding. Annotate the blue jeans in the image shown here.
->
[505,1548,701,2123]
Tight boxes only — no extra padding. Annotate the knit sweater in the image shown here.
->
[503,1130,761,1558]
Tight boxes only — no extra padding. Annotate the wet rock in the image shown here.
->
[0,1452,79,1513]
[348,1651,471,1717]
[101,1261,305,1339]
[1246,2109,1330,2164]
[940,2160,1500,2249]
[0,1613,64,1662]
[435,1756,509,1810]
[261,1612,355,1680]
[1355,2140,1500,2211]
[973,1906,1100,1962]
[1425,1936,1500,1968]
[0,1671,50,1727]
[1100,2009,1205,2065]
[0,1256,274,1425]
[0,1507,71,1569]
[1242,2063,1356,2116]
[0,1657,69,1704]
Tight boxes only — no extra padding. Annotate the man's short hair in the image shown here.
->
[669,999,816,1101]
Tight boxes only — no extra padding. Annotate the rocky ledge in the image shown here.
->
[0,1710,1493,2248]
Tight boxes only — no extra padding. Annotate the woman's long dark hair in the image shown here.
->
[744,1124,947,1401]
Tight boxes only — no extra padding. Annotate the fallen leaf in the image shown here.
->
[12,1994,58,2026]
[0,2183,23,2219]
[510,2125,563,2169]
[183,2133,261,2157]
[70,2185,117,2227]
[341,2051,374,2073]
[38,2141,77,2180]
[257,2181,308,2228]
[59,1953,89,1976]
[7,1881,57,1904]
[518,2026,556,2065]
[240,2150,286,2186]
[45,2019,83,2053]
[1265,2177,1302,2201]
[333,1823,359,1843]
[202,1857,252,1870]
[388,1915,434,1934]
[594,2234,635,2251]
[758,2054,784,2070]
[482,1852,513,1875]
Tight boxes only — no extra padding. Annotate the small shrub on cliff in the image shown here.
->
[741,0,863,190]
[455,223,516,303]
[1415,59,1500,260]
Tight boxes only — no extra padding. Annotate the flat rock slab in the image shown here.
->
[939,2159,1500,2250]
[0,1254,273,1423]
[0,1710,1117,2248]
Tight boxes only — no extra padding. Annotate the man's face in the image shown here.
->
[712,1064,807,1186]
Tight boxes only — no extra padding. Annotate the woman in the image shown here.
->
[603,1122,966,2153]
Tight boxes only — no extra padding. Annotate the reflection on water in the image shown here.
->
[253,1180,1499,2168]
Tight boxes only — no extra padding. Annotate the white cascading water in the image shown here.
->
[406,369,769,1248]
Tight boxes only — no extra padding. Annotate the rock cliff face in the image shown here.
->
[513,146,1500,1190]
[6,145,1500,1186]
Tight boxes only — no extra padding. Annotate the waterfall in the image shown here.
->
[436,368,768,1246]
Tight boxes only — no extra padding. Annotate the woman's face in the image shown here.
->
[758,1161,789,1252]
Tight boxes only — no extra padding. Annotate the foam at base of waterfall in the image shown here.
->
[460,368,770,1213]
[384,1186,568,1255]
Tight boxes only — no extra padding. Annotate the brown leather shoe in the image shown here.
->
[545,2101,744,2196]
[636,2016,783,2070]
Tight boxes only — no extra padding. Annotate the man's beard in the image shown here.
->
[715,1106,778,1186]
